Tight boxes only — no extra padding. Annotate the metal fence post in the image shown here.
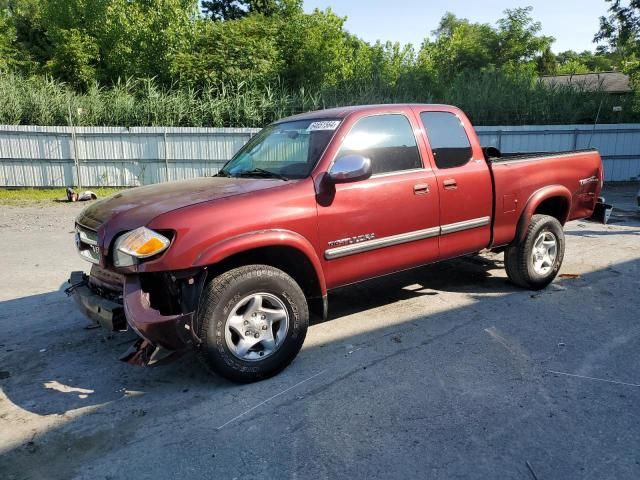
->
[163,129,170,183]
[68,105,81,188]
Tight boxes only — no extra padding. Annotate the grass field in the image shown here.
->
[0,187,124,205]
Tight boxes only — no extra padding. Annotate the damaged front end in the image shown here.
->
[67,265,206,366]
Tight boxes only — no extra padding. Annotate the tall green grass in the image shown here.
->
[0,72,637,127]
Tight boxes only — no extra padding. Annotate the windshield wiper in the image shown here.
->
[237,168,289,181]
[215,170,230,177]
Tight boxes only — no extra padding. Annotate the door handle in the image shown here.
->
[443,178,457,190]
[413,183,430,195]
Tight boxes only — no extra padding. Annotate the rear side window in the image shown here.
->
[420,112,472,169]
[336,114,422,175]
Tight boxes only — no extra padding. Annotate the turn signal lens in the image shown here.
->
[116,227,170,259]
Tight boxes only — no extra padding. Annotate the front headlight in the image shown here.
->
[113,227,170,266]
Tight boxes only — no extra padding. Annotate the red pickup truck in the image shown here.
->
[68,104,604,382]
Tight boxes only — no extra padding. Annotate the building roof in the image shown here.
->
[541,71,632,93]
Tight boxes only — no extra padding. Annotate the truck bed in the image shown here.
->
[487,148,603,247]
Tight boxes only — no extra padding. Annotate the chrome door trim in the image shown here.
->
[440,216,491,235]
[325,226,440,260]
[324,216,491,260]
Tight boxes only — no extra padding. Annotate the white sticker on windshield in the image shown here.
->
[307,120,340,132]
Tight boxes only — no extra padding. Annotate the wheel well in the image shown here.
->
[206,246,323,303]
[533,196,569,224]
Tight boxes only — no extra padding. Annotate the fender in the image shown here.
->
[515,185,572,243]
[193,229,327,297]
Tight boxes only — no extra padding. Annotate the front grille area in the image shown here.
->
[75,225,101,264]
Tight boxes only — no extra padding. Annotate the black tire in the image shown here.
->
[504,214,565,290]
[196,265,308,383]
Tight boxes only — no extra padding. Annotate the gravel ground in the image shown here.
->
[0,184,639,480]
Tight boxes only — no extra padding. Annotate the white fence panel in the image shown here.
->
[1,124,639,186]
[475,124,640,182]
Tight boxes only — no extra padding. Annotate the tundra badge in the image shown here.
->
[328,233,376,247]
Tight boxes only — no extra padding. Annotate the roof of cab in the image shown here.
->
[275,104,456,123]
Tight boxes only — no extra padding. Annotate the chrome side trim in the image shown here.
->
[324,216,491,260]
[440,216,491,235]
[325,226,440,260]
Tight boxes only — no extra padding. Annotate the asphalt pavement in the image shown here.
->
[0,184,639,479]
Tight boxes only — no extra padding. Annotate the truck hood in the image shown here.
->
[76,177,284,235]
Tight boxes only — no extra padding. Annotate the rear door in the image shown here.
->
[417,110,493,259]
[316,113,440,288]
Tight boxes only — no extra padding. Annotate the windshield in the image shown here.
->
[219,119,341,180]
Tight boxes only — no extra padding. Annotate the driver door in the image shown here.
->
[316,113,440,289]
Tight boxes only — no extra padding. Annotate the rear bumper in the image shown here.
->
[590,198,613,224]
[68,271,193,351]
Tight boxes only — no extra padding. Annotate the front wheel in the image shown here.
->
[196,265,308,383]
[504,214,565,290]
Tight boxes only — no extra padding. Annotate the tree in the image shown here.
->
[0,0,31,72]
[170,14,281,86]
[417,8,552,82]
[555,50,615,73]
[12,0,197,88]
[202,0,301,21]
[46,28,99,87]
[201,0,246,20]
[595,1,640,113]
[276,8,353,89]
[495,7,554,69]
[537,47,558,75]
[595,0,640,55]
[418,14,499,82]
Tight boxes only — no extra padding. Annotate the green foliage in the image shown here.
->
[496,7,553,68]
[0,2,23,71]
[595,0,640,55]
[1,70,637,127]
[418,8,553,82]
[170,14,282,86]
[276,7,354,89]
[201,0,301,20]
[0,1,638,125]
[556,50,616,73]
[11,0,196,88]
[595,0,640,112]
[537,48,558,75]
[418,14,499,82]
[46,28,99,88]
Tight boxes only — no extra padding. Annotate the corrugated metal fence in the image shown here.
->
[0,126,259,187]
[1,123,639,186]
[475,124,640,182]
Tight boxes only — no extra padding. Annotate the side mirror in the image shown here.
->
[328,155,372,184]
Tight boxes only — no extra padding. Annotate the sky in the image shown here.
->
[303,0,611,53]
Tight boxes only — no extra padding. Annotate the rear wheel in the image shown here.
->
[196,265,308,383]
[504,214,565,290]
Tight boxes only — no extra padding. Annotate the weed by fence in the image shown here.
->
[1,72,637,128]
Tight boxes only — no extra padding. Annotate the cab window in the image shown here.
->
[420,112,472,169]
[336,114,422,175]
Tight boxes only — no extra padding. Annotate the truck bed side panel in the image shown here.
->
[490,150,603,247]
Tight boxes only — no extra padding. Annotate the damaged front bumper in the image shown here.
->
[67,269,201,365]
[67,271,126,331]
